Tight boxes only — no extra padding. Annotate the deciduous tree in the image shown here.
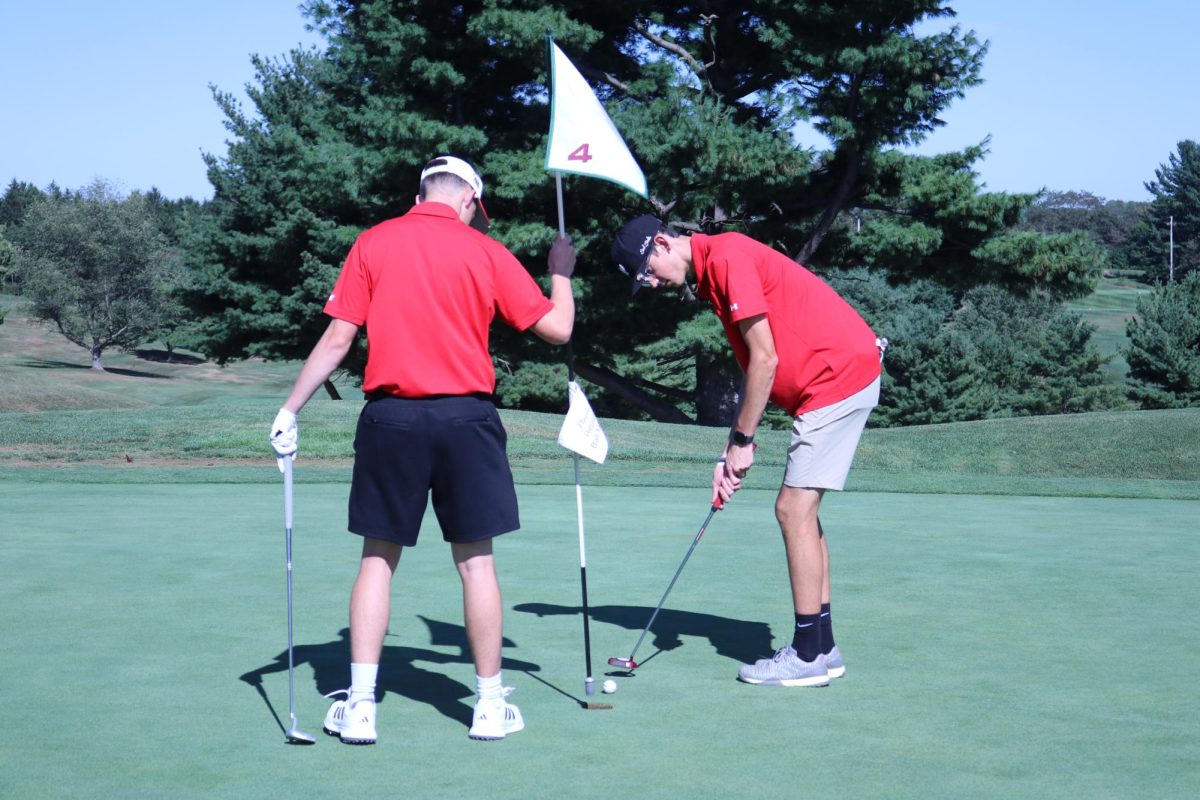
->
[12,181,186,370]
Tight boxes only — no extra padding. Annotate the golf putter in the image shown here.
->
[609,504,720,672]
[283,458,315,744]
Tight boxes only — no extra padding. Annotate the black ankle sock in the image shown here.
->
[791,612,821,661]
[819,602,835,655]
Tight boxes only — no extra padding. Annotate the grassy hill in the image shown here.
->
[1,294,1196,497]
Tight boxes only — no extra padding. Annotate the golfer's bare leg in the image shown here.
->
[776,486,825,616]
[819,519,831,606]
[350,536,402,663]
[452,538,502,677]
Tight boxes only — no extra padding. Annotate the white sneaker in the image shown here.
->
[322,689,377,745]
[468,687,524,741]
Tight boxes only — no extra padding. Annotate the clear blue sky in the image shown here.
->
[2,1,1196,202]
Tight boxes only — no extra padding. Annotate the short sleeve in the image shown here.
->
[323,237,371,325]
[490,245,554,331]
[708,254,769,323]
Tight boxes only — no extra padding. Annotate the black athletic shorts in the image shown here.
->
[347,394,520,546]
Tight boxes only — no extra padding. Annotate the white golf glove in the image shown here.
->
[269,407,298,472]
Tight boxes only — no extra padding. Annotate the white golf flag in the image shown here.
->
[545,39,647,197]
[557,381,609,464]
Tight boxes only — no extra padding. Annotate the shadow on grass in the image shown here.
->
[134,348,205,364]
[239,617,541,736]
[514,602,774,669]
[15,357,171,379]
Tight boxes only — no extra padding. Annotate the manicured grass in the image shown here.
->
[1066,273,1150,385]
[1,483,1196,799]
[2,293,1198,497]
[2,293,1197,798]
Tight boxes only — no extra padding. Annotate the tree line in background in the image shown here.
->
[2,1,1198,418]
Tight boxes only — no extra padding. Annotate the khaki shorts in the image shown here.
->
[783,377,880,491]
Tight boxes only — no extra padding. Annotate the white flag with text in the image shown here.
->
[557,381,609,464]
[545,39,647,197]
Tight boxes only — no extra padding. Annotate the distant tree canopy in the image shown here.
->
[1124,140,1200,283]
[1020,190,1147,271]
[10,181,187,370]
[186,0,1107,425]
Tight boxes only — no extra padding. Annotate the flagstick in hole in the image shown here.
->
[545,31,648,708]
[555,174,611,710]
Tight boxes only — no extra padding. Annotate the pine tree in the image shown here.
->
[1124,272,1200,408]
[1123,140,1200,283]
[187,1,1106,424]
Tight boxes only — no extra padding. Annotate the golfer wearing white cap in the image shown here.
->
[271,155,576,742]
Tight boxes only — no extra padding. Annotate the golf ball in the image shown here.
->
[601,679,618,694]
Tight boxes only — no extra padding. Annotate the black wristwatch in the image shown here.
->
[730,430,754,447]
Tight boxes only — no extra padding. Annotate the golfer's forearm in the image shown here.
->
[734,356,775,437]
[284,350,344,413]
[283,321,356,413]
[531,274,575,344]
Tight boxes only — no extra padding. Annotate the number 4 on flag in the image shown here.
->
[568,143,593,163]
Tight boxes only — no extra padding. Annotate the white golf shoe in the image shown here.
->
[322,689,377,745]
[468,687,524,741]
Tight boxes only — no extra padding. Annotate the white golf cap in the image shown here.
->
[420,155,490,233]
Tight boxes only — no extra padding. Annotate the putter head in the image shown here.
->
[607,656,637,671]
[286,726,316,745]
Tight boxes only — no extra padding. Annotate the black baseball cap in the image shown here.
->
[611,214,663,294]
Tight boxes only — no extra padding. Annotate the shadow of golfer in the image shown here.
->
[513,602,774,666]
[240,616,541,734]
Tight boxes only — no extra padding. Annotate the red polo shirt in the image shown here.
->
[324,202,554,397]
[691,233,881,416]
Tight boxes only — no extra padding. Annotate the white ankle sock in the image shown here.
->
[476,672,503,702]
[350,662,378,704]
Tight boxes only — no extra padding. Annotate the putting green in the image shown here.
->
[1,480,1196,799]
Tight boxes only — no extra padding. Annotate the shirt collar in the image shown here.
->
[406,201,461,221]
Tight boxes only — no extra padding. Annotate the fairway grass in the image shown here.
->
[1,483,1196,799]
[1066,274,1151,385]
[2,293,1197,496]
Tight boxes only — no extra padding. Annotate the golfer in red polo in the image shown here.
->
[612,214,883,687]
[271,156,576,741]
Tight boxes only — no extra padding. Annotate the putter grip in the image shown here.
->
[283,458,294,529]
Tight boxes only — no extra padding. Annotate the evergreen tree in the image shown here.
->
[0,180,46,227]
[830,271,1124,425]
[187,1,1105,424]
[1124,271,1200,408]
[1124,140,1200,283]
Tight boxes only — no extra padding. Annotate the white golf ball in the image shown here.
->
[601,679,618,694]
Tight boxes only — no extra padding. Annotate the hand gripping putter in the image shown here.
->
[608,504,720,672]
